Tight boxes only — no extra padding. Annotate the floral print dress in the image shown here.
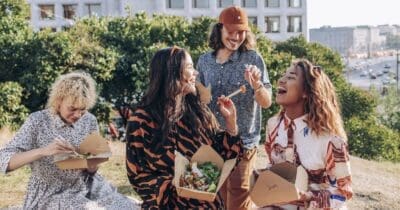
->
[264,114,353,210]
[0,109,140,210]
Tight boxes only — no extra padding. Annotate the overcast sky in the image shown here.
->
[307,0,400,28]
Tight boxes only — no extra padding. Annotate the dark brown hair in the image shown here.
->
[208,23,256,56]
[139,47,220,149]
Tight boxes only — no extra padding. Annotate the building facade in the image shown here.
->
[27,0,124,31]
[310,26,385,57]
[27,0,308,41]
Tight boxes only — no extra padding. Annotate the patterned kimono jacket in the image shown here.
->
[126,108,242,209]
[263,113,353,210]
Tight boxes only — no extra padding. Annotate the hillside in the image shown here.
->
[1,131,399,209]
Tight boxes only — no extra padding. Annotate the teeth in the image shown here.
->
[277,87,287,94]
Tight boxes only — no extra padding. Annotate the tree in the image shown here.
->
[0,82,28,130]
[376,85,400,131]
[338,86,377,121]
[0,0,29,19]
[346,116,400,161]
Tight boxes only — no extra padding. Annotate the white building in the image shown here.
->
[310,26,385,57]
[27,0,123,31]
[377,24,400,37]
[27,0,308,41]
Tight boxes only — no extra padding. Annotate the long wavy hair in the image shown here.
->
[282,59,347,140]
[139,47,220,149]
[208,23,256,56]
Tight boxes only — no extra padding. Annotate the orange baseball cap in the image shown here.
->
[219,6,250,32]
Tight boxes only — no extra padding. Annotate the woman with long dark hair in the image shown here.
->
[126,47,242,209]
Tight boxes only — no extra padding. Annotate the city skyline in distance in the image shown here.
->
[308,0,400,29]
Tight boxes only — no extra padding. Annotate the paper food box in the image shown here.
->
[173,145,237,202]
[54,132,112,170]
[250,162,308,207]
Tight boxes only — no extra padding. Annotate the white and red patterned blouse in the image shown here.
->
[264,113,353,210]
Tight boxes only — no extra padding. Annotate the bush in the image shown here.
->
[338,85,377,121]
[346,116,400,161]
[376,85,400,132]
[0,82,28,130]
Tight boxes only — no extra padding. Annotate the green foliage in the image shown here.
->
[96,14,157,107]
[274,36,347,87]
[187,17,215,63]
[0,9,399,162]
[338,85,377,121]
[0,0,29,20]
[376,85,400,131]
[0,82,28,130]
[275,35,309,58]
[346,116,400,161]
[90,99,113,129]
[68,21,119,83]
[17,30,74,111]
[150,14,189,47]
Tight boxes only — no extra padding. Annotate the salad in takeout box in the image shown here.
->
[173,145,237,202]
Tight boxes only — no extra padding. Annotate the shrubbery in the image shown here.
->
[0,82,28,130]
[0,1,399,161]
[346,116,400,161]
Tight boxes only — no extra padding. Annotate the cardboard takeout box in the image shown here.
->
[250,162,308,207]
[173,145,237,202]
[54,132,112,170]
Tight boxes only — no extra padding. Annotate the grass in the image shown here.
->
[1,129,400,209]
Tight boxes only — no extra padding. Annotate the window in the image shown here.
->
[265,0,280,8]
[39,4,55,20]
[192,0,209,8]
[84,3,102,17]
[248,16,257,26]
[40,27,57,32]
[288,0,301,8]
[218,0,234,8]
[265,16,280,33]
[63,4,77,20]
[242,0,257,8]
[166,0,184,9]
[287,16,302,32]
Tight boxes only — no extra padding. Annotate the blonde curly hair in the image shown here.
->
[46,71,97,114]
[286,59,347,140]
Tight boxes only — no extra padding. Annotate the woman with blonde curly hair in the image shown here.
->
[261,59,353,209]
[0,72,140,209]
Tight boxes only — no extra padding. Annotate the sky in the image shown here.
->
[307,0,400,29]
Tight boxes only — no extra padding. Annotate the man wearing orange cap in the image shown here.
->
[197,6,272,210]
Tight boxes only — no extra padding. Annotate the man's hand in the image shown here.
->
[244,64,262,89]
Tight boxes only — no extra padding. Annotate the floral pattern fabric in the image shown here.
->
[0,109,140,210]
[264,114,353,209]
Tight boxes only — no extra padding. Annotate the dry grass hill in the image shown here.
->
[1,128,399,209]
